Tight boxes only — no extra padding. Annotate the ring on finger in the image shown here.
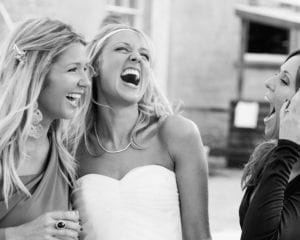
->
[55,220,66,229]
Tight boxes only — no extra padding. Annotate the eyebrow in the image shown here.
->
[113,42,149,52]
[57,62,88,69]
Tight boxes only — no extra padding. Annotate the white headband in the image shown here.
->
[90,28,137,60]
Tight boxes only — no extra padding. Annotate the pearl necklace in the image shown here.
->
[94,125,132,154]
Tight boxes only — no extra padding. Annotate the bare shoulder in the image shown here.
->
[158,115,203,157]
[159,114,200,142]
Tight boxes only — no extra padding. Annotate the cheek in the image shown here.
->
[283,90,296,105]
[38,88,55,115]
[275,88,295,112]
[39,75,68,101]
[39,86,61,107]
[141,63,151,87]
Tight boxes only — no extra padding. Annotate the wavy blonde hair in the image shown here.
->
[0,18,89,206]
[83,24,174,153]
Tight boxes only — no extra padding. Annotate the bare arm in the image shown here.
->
[161,115,212,240]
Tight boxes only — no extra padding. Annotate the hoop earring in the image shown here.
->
[29,102,43,139]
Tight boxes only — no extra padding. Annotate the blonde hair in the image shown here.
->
[0,18,89,206]
[84,24,174,153]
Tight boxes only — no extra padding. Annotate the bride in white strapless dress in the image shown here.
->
[72,165,182,240]
[74,24,212,240]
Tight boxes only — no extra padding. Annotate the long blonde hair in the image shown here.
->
[83,24,174,153]
[0,18,89,205]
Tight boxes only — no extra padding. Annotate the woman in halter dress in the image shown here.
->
[0,18,91,239]
[72,24,212,240]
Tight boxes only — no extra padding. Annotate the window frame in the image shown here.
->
[105,0,145,28]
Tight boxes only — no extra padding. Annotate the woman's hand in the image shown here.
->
[280,90,300,144]
[4,211,81,240]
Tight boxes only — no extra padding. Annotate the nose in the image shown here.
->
[264,75,276,92]
[129,52,142,63]
[78,75,91,88]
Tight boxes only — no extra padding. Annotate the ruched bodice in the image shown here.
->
[72,165,182,240]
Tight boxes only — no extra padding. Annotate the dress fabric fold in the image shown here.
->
[0,139,70,227]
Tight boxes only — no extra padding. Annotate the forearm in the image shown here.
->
[241,139,300,239]
[183,230,212,240]
[182,219,211,240]
[180,168,212,240]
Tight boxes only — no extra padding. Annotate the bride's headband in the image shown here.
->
[89,28,137,61]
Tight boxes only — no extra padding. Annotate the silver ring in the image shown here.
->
[55,220,66,229]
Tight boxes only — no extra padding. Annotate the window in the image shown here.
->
[247,22,289,55]
[105,0,144,27]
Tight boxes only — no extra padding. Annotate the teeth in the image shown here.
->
[66,93,81,99]
[264,96,269,102]
[121,69,140,78]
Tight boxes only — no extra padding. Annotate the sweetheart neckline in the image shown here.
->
[77,164,174,182]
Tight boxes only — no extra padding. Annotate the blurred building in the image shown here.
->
[1,0,300,161]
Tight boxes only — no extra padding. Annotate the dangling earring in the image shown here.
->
[29,102,43,139]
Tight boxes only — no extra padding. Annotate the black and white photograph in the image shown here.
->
[1,0,300,239]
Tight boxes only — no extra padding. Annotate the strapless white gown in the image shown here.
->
[72,165,182,240]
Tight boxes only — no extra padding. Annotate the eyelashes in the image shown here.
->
[278,72,290,86]
[115,47,150,61]
[140,53,150,61]
[115,47,128,53]
[68,67,77,72]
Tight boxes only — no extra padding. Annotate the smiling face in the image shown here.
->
[38,42,90,122]
[96,30,151,107]
[264,54,300,139]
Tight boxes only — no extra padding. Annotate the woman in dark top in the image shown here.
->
[240,50,300,240]
[0,18,91,239]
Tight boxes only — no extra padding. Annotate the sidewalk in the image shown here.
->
[208,156,243,240]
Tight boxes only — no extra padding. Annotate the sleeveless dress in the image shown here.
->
[0,137,70,229]
[72,165,183,240]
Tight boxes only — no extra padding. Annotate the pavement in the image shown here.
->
[208,156,243,240]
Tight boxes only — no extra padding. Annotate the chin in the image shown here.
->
[264,112,280,140]
[121,95,142,105]
[61,110,77,120]
[265,127,279,140]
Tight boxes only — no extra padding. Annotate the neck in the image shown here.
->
[95,104,138,149]
[27,133,50,149]
[21,121,51,176]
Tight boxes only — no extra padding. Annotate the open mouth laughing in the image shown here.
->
[264,96,276,122]
[66,93,82,107]
[120,68,140,87]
